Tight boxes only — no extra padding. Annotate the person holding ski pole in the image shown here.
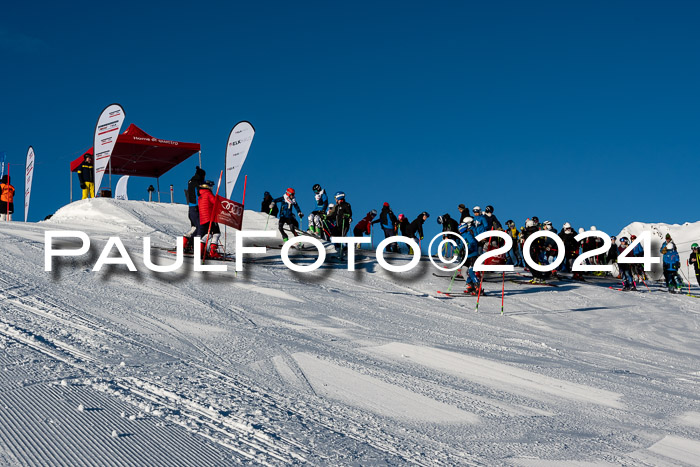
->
[197,180,223,259]
[661,234,683,293]
[272,188,303,242]
[378,202,399,253]
[307,183,328,236]
[618,237,636,291]
[459,217,482,295]
[689,243,700,287]
[409,211,429,254]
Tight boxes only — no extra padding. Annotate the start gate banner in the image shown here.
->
[213,195,244,231]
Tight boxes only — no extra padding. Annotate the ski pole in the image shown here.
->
[501,271,505,315]
[265,207,273,230]
[202,170,223,264]
[475,271,485,312]
[447,267,459,293]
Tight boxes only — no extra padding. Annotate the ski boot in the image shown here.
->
[208,243,223,259]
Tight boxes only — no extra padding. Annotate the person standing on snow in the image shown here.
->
[458,204,470,223]
[353,209,377,238]
[408,212,429,254]
[331,191,352,236]
[661,234,684,292]
[438,213,460,259]
[307,184,328,236]
[661,234,683,293]
[261,191,278,217]
[77,152,95,199]
[272,188,304,242]
[504,220,522,266]
[523,218,549,283]
[689,243,700,287]
[458,217,482,295]
[197,180,223,259]
[483,205,502,230]
[617,237,636,291]
[559,222,581,278]
[378,202,399,253]
[182,166,206,253]
[397,214,412,253]
[0,175,15,221]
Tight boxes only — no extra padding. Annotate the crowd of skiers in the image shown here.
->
[176,167,699,292]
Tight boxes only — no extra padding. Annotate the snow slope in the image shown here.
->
[0,199,699,465]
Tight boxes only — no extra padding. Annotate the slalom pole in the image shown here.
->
[475,227,495,312]
[5,163,9,222]
[475,271,485,312]
[501,272,505,315]
[688,261,692,296]
[202,170,223,264]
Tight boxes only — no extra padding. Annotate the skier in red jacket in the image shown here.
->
[197,180,222,259]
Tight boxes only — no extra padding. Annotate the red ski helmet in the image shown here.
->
[286,188,295,197]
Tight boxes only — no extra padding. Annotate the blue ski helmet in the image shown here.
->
[335,191,345,200]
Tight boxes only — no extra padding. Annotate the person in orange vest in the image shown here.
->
[77,153,95,199]
[0,175,15,221]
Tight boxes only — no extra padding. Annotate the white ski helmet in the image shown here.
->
[525,218,535,228]
[578,227,585,234]
[462,216,474,225]
[590,226,597,231]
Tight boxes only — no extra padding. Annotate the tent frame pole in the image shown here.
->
[156,177,161,203]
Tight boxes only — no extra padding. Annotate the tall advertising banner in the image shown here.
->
[94,104,126,194]
[115,176,129,200]
[0,152,6,179]
[225,121,255,199]
[25,146,35,222]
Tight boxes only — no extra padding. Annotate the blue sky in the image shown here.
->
[1,1,698,242]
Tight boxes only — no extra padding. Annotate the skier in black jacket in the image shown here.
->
[378,202,399,253]
[182,166,206,252]
[409,212,429,252]
[438,213,459,235]
[689,243,700,286]
[77,153,95,199]
[261,191,278,217]
[559,222,580,278]
[484,205,502,230]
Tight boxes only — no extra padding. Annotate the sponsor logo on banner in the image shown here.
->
[93,104,126,192]
[213,195,244,230]
[225,121,255,199]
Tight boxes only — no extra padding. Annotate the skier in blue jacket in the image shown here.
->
[272,188,304,242]
[661,234,683,293]
[459,217,482,295]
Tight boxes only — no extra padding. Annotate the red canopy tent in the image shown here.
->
[70,124,201,200]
